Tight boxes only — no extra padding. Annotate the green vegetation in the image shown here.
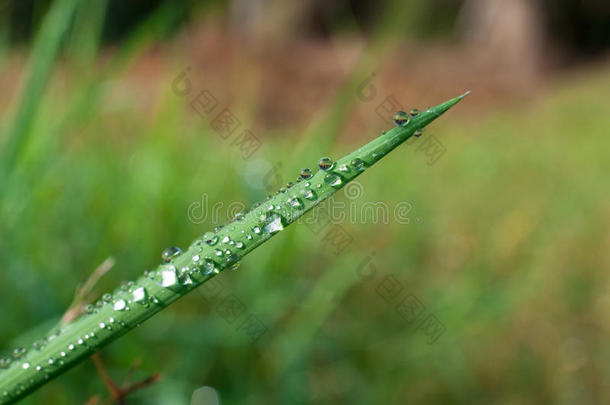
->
[0,85,465,402]
[1,1,609,404]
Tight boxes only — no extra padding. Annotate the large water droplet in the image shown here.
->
[132,287,148,304]
[161,247,182,262]
[226,254,240,265]
[288,196,303,210]
[113,299,127,311]
[261,213,284,234]
[300,188,316,200]
[204,232,218,246]
[337,164,350,173]
[392,111,410,126]
[13,348,26,359]
[32,338,47,351]
[202,259,217,275]
[318,157,334,171]
[300,168,312,179]
[159,267,178,287]
[350,158,365,171]
[324,173,342,187]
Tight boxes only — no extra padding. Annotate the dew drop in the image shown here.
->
[204,232,218,246]
[0,358,11,369]
[159,267,178,287]
[226,254,240,266]
[261,213,285,234]
[113,299,127,311]
[324,173,342,187]
[161,247,182,262]
[300,168,312,179]
[279,187,286,193]
[68,344,75,351]
[32,339,47,351]
[246,234,253,240]
[234,212,245,221]
[414,129,423,137]
[253,226,261,234]
[409,108,419,117]
[235,241,244,249]
[350,158,365,171]
[287,182,294,188]
[338,164,350,173]
[201,259,217,275]
[22,363,30,370]
[132,287,148,304]
[318,157,334,171]
[102,293,112,303]
[288,196,303,210]
[180,273,193,286]
[222,236,231,244]
[98,322,106,329]
[214,249,223,257]
[13,348,26,359]
[392,111,410,126]
[300,188,316,200]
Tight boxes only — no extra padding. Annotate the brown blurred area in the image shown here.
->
[2,0,610,133]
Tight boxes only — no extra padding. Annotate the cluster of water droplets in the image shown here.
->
[0,321,109,394]
[393,108,423,137]
[0,143,381,401]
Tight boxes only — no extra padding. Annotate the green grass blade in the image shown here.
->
[0,93,466,404]
[1,0,82,175]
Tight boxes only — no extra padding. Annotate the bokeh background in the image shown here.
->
[1,0,610,404]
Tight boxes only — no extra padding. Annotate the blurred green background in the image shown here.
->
[1,0,610,404]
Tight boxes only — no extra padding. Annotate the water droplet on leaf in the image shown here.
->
[113,299,127,311]
[159,267,178,287]
[324,173,342,187]
[261,213,284,234]
[300,168,312,179]
[204,232,218,246]
[161,247,182,262]
[350,158,365,171]
[318,157,334,171]
[132,287,148,304]
[13,348,26,359]
[392,111,410,126]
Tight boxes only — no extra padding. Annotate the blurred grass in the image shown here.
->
[1,5,610,405]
